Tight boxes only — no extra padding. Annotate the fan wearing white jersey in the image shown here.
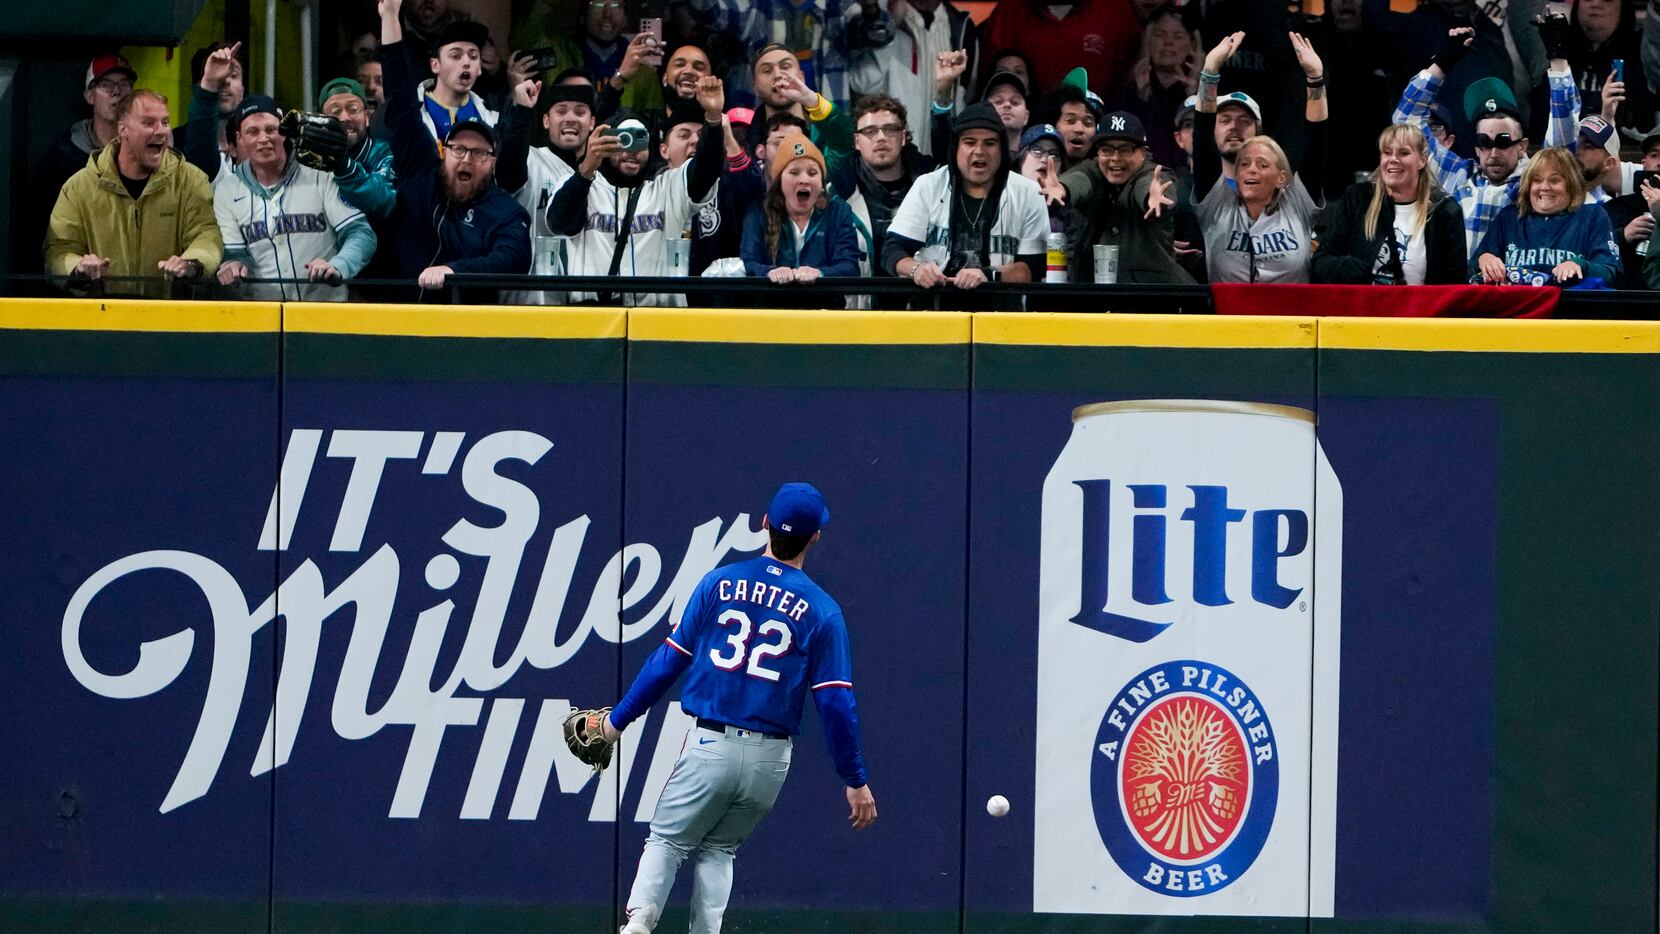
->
[214,96,377,301]
[545,76,727,305]
[497,75,597,303]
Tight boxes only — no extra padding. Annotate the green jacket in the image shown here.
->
[509,26,663,113]
[46,144,222,289]
[1060,157,1194,286]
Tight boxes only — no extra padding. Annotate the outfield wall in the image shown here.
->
[2,300,1656,933]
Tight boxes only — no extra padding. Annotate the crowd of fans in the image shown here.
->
[33,0,1660,304]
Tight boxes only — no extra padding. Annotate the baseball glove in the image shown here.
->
[280,111,350,174]
[563,706,615,771]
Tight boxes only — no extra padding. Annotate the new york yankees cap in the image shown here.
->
[767,483,829,538]
[1095,111,1147,147]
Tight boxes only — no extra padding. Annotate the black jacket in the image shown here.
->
[1312,180,1466,285]
[381,38,532,299]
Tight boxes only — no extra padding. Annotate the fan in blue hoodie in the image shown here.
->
[741,132,861,299]
[1472,146,1620,286]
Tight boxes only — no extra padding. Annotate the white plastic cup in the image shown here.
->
[1092,244,1120,285]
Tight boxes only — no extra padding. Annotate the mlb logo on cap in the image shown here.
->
[767,482,830,537]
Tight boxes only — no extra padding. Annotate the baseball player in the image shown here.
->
[567,482,877,934]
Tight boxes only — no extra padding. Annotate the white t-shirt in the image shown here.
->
[887,167,1049,270]
[1372,200,1428,286]
[1198,175,1320,284]
[214,163,365,302]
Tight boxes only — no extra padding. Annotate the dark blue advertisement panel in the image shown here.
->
[268,305,627,932]
[965,315,1323,932]
[0,301,282,932]
[618,309,971,932]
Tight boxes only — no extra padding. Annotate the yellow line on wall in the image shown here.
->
[975,313,1317,348]
[0,299,279,332]
[284,303,626,340]
[631,308,972,344]
[1319,317,1660,353]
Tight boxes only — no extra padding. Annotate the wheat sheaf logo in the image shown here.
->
[1091,661,1278,897]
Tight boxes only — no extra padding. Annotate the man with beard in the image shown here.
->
[546,77,727,305]
[1394,27,1579,255]
[752,45,855,175]
[303,77,398,221]
[1039,111,1193,284]
[381,0,531,299]
[182,41,248,182]
[592,41,721,127]
[212,96,378,302]
[407,17,498,148]
[832,95,936,281]
[498,75,598,302]
[683,0,894,109]
[47,90,221,297]
[517,0,666,115]
[884,101,1048,300]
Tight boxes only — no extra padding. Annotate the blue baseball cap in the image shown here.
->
[767,482,830,537]
[1019,123,1063,153]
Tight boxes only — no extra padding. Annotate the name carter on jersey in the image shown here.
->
[716,576,811,621]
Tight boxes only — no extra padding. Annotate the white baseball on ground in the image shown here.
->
[986,794,1010,817]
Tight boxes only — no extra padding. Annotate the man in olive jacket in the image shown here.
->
[1052,112,1194,284]
[46,89,221,296]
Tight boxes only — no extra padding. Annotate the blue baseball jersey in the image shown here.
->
[668,555,852,737]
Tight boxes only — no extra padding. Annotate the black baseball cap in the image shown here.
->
[664,97,706,132]
[1094,111,1147,147]
[229,94,281,136]
[447,118,496,148]
[982,70,1028,102]
[432,20,489,55]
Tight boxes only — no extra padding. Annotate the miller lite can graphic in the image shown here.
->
[1034,400,1342,916]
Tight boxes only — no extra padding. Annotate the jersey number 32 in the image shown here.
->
[709,609,792,681]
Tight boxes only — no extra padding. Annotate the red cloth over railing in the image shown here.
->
[1211,283,1559,318]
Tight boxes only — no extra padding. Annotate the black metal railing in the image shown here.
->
[1,273,1655,320]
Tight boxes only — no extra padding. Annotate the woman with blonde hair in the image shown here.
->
[1313,124,1467,285]
[1193,30,1327,283]
[1471,146,1620,286]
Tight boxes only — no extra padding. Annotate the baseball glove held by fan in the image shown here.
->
[564,706,615,771]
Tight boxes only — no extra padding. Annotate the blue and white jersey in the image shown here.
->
[670,555,852,737]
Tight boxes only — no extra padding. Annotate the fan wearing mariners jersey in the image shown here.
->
[496,74,597,304]
[599,482,876,934]
[545,77,727,305]
[213,96,377,301]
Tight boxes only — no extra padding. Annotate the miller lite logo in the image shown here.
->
[1092,660,1277,897]
[1070,479,1307,643]
[1034,400,1341,917]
